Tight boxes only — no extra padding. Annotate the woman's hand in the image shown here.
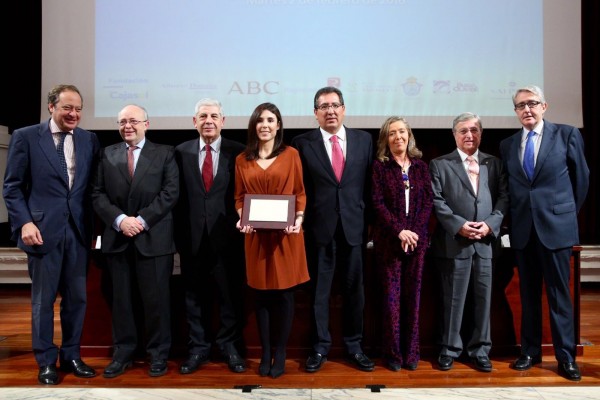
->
[237,219,255,234]
[283,216,303,235]
[398,229,419,253]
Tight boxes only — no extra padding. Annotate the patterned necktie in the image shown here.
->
[202,144,214,191]
[523,130,536,181]
[127,145,138,178]
[466,156,479,195]
[330,135,345,182]
[56,132,69,184]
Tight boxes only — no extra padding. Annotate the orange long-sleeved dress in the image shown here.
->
[234,146,310,290]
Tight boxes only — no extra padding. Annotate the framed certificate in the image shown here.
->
[241,194,296,230]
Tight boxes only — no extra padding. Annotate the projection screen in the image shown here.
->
[41,0,582,130]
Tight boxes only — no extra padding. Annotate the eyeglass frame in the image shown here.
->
[117,119,147,126]
[315,103,344,112]
[514,101,542,111]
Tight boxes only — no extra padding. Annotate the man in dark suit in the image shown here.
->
[92,104,179,378]
[429,112,509,373]
[291,86,374,372]
[174,98,246,374]
[500,85,589,381]
[3,84,99,385]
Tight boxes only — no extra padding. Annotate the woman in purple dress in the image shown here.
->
[371,116,433,371]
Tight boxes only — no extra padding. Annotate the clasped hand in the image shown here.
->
[459,221,490,240]
[398,229,419,253]
[120,216,144,237]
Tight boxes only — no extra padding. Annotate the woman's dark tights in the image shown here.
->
[255,288,295,378]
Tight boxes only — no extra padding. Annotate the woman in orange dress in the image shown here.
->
[235,102,309,378]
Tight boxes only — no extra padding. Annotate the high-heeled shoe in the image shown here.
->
[269,352,286,378]
[258,356,271,377]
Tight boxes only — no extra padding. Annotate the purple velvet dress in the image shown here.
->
[371,157,433,366]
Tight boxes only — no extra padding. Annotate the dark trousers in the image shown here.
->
[28,223,88,367]
[180,236,244,357]
[107,247,173,362]
[312,222,365,355]
[437,255,492,358]
[515,229,575,363]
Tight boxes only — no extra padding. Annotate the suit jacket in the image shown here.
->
[174,137,244,255]
[499,120,589,250]
[92,140,179,257]
[291,127,373,246]
[429,149,509,259]
[3,120,100,254]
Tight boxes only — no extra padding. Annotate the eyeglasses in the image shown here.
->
[456,127,481,135]
[316,103,344,112]
[118,119,147,126]
[514,101,542,111]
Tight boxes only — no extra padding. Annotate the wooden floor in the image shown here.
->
[1,283,600,389]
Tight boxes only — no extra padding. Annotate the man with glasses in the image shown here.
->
[92,104,179,378]
[500,85,589,381]
[3,84,100,385]
[291,86,375,373]
[429,112,509,373]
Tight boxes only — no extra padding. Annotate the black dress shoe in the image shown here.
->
[347,353,375,372]
[512,354,542,371]
[437,354,454,371]
[38,365,59,385]
[149,359,168,377]
[60,359,97,378]
[403,362,418,371]
[103,360,132,378]
[305,352,327,373]
[472,356,492,372]
[558,361,581,381]
[179,354,209,374]
[386,360,402,372]
[224,353,246,373]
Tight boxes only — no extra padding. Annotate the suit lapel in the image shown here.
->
[131,141,155,191]
[307,129,337,181]
[38,125,69,188]
[107,143,130,183]
[478,152,492,194]
[343,128,359,181]
[185,139,205,192]
[533,120,555,182]
[71,129,88,190]
[214,139,234,191]
[448,150,474,195]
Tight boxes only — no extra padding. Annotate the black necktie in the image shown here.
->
[56,132,69,184]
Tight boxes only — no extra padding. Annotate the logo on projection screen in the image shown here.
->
[402,77,422,96]
[327,77,341,88]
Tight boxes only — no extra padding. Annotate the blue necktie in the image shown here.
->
[523,130,535,181]
[56,132,69,184]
